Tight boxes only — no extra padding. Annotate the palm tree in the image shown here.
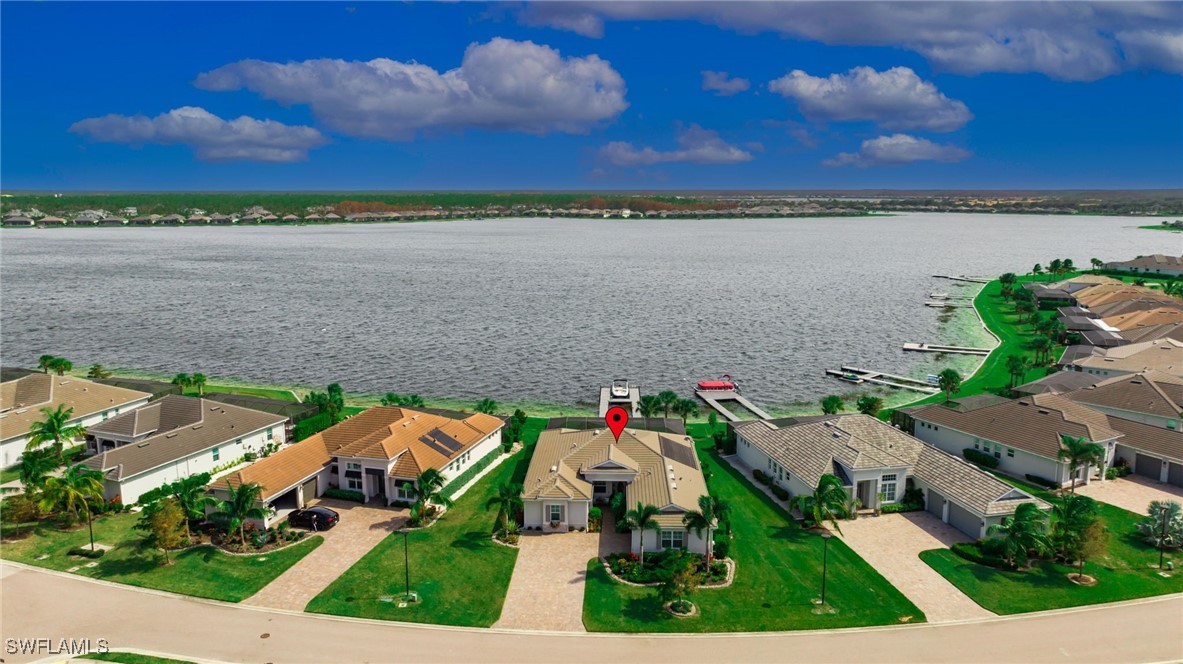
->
[209,482,270,545]
[638,395,662,418]
[937,368,962,403]
[1032,264,1043,280]
[1090,258,1103,270]
[1062,258,1075,274]
[1058,434,1106,493]
[485,482,523,533]
[657,390,679,418]
[821,395,844,415]
[674,398,699,424]
[172,475,219,542]
[1031,335,1052,365]
[47,357,73,376]
[987,502,1050,567]
[713,497,733,538]
[39,463,104,551]
[1015,299,1036,324]
[1050,493,1098,561]
[414,468,454,514]
[191,373,207,396]
[38,354,56,373]
[25,404,86,461]
[86,364,112,379]
[624,502,663,568]
[1005,354,1029,389]
[791,474,849,534]
[172,373,192,393]
[682,495,718,563]
[1049,258,1063,279]
[17,448,56,498]
[474,398,498,415]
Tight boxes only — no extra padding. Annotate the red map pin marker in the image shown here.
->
[605,406,629,442]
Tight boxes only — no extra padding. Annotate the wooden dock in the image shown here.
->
[903,342,991,356]
[925,300,974,308]
[695,389,773,422]
[825,366,940,394]
[598,386,640,417]
[933,274,991,284]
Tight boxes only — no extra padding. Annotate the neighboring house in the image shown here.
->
[83,395,287,504]
[1104,307,1183,332]
[94,377,182,400]
[0,373,151,468]
[1104,255,1183,276]
[1062,371,1183,430]
[522,427,711,554]
[1014,371,1099,396]
[212,407,503,527]
[1122,322,1183,345]
[203,392,319,439]
[1060,338,1183,379]
[734,414,1046,539]
[903,394,1123,488]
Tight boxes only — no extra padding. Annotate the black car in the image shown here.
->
[287,506,340,531]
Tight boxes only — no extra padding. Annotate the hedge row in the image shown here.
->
[963,448,999,469]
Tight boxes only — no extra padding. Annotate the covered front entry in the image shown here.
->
[1135,453,1163,480]
[857,479,878,509]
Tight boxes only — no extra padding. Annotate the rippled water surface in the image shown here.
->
[2,214,1177,410]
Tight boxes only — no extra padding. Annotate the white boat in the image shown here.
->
[610,379,630,398]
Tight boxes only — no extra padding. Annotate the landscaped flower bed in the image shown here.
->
[605,550,728,585]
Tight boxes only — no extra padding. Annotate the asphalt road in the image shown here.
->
[2,563,1181,664]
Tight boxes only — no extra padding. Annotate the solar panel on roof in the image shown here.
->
[418,434,453,457]
[659,437,698,469]
[428,428,465,453]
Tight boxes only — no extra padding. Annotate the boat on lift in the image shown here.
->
[696,374,739,392]
[610,378,630,398]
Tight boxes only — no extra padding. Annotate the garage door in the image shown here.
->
[301,477,318,504]
[1135,454,1163,480]
[1169,462,1183,488]
[948,502,982,539]
[927,489,945,518]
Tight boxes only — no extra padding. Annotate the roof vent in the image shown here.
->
[1018,400,1030,406]
[550,465,557,472]
[667,465,674,472]
[192,424,203,430]
[138,442,150,448]
[1131,379,1143,384]
[1038,409,1050,414]
[671,482,677,489]
[832,432,841,438]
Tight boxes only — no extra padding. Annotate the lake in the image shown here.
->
[1,214,1177,414]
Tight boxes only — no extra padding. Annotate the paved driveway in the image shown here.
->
[1075,475,1183,515]
[242,498,405,611]
[494,530,601,632]
[837,512,993,623]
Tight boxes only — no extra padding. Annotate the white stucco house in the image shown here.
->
[904,394,1123,489]
[213,406,504,527]
[1,373,151,468]
[734,414,1048,539]
[83,395,287,504]
[522,427,712,555]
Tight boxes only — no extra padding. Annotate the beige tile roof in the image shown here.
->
[1106,415,1183,463]
[1064,371,1183,419]
[0,374,150,443]
[909,394,1123,459]
[1106,255,1183,271]
[215,436,332,500]
[1068,338,1183,376]
[1120,322,1183,345]
[1075,284,1178,308]
[523,428,707,513]
[1103,307,1183,331]
[85,396,286,481]
[912,446,1049,515]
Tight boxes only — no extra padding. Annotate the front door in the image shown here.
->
[857,480,875,509]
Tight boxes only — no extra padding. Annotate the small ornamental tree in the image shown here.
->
[938,369,963,403]
[137,497,186,565]
[821,395,844,415]
[856,396,883,417]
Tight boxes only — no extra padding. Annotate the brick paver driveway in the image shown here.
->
[242,498,405,611]
[837,512,993,623]
[494,529,602,632]
[1075,475,1183,515]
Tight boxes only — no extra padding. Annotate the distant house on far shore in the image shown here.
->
[1104,255,1183,277]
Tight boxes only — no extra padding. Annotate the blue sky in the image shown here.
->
[2,1,1181,190]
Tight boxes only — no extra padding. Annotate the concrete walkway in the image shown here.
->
[1075,475,1183,516]
[242,499,405,611]
[493,528,600,632]
[836,511,994,623]
[4,562,1182,663]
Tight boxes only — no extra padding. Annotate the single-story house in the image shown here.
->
[1104,255,1183,277]
[3,216,34,227]
[94,377,182,400]
[83,395,287,504]
[522,427,711,554]
[734,414,1047,539]
[1014,371,1099,396]
[203,392,320,434]
[1063,370,1183,430]
[1103,415,1183,486]
[212,406,503,526]
[1060,338,1183,379]
[1,373,151,468]
[1123,322,1183,345]
[903,394,1123,488]
[1080,330,1130,348]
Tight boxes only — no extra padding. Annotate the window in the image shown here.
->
[347,477,363,491]
[102,411,109,420]
[347,462,361,471]
[235,438,242,446]
[881,474,897,502]
[266,427,274,440]
[548,504,563,523]
[212,447,220,461]
[397,483,415,500]
[973,441,979,450]
[661,530,685,550]
[994,449,1002,459]
[1007,448,1015,457]
[593,481,607,494]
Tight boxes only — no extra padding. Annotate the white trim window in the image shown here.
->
[548,504,563,523]
[346,462,362,471]
[660,530,685,550]
[880,474,898,502]
[347,477,363,491]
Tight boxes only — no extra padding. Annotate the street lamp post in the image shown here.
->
[820,532,832,606]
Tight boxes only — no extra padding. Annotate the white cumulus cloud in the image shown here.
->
[769,66,972,132]
[823,133,971,168]
[516,2,1183,81]
[598,124,754,167]
[194,38,628,140]
[701,70,750,96]
[69,106,327,162]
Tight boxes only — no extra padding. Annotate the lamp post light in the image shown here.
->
[820,532,832,606]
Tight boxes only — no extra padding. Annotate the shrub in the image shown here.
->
[713,536,730,560]
[950,541,1010,569]
[588,506,602,520]
[2,494,41,523]
[243,452,258,462]
[1025,473,1059,489]
[388,499,411,508]
[753,469,774,486]
[880,501,923,514]
[1106,466,1132,480]
[963,448,1000,469]
[67,547,105,559]
[323,487,366,503]
[771,485,789,500]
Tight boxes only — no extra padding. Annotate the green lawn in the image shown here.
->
[0,511,322,602]
[184,384,298,401]
[304,417,548,626]
[582,424,923,632]
[83,653,193,664]
[920,502,1182,614]
[1139,225,1183,232]
[1,444,88,484]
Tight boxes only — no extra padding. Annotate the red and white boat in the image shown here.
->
[696,374,739,392]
